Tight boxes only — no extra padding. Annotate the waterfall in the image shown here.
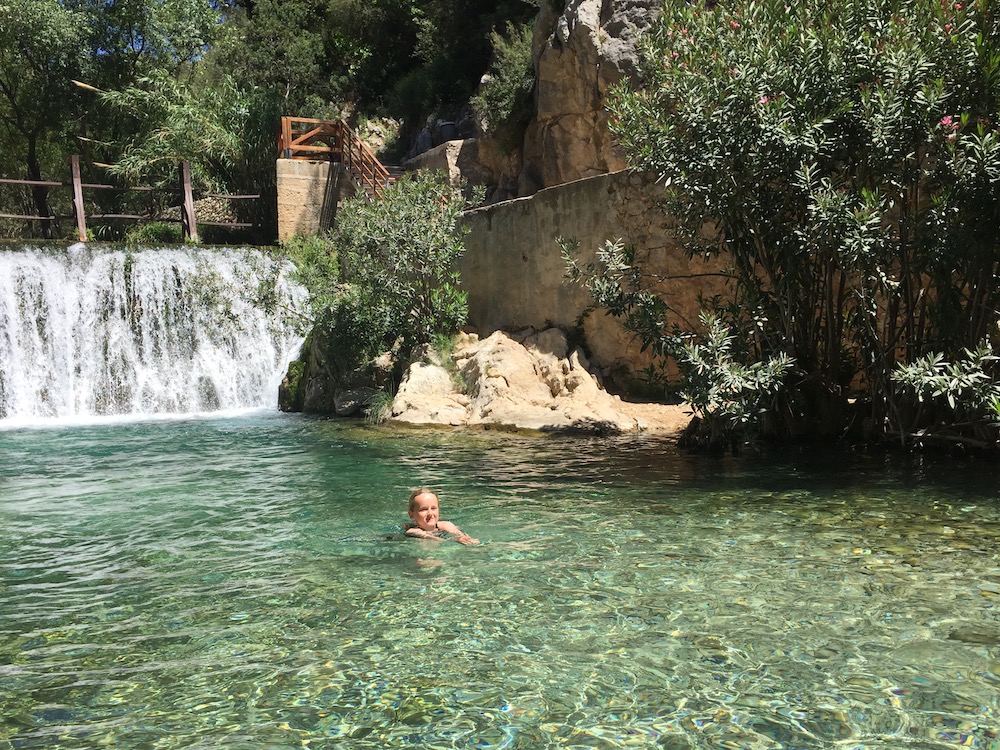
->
[0,244,309,425]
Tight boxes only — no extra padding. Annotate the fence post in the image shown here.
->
[281,116,289,158]
[180,161,198,243]
[70,155,87,242]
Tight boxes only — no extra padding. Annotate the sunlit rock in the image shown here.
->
[390,328,645,434]
[390,362,471,426]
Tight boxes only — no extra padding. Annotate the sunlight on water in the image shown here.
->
[1,415,998,749]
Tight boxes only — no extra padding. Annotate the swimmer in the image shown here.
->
[404,487,479,545]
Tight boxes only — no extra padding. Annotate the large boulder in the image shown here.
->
[390,328,648,433]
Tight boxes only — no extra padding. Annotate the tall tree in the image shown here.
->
[72,0,225,165]
[0,0,86,236]
[216,0,423,116]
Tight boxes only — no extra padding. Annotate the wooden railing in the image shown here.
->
[0,157,258,242]
[278,116,394,199]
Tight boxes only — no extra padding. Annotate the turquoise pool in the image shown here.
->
[1,414,998,749]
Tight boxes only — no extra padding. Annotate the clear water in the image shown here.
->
[1,415,998,749]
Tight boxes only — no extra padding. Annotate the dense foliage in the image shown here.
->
[0,0,538,241]
[291,170,472,381]
[587,0,1000,449]
[470,20,536,151]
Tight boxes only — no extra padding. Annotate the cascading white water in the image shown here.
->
[0,243,309,425]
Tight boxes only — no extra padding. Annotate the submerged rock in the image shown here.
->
[390,328,653,434]
[948,629,1000,646]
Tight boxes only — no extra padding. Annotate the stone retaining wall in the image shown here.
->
[276,159,341,243]
[458,170,728,389]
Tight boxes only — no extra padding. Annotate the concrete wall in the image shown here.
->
[276,159,335,243]
[459,170,728,388]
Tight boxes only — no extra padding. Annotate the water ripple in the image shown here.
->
[1,418,999,749]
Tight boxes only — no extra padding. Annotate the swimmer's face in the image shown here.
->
[408,492,440,531]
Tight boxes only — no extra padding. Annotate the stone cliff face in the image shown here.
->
[521,0,661,191]
[407,1,661,200]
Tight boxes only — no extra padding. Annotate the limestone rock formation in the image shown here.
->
[452,0,657,199]
[411,1,661,201]
[524,0,661,189]
[390,328,650,433]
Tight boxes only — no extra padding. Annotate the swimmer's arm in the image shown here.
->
[405,527,445,542]
[437,520,480,545]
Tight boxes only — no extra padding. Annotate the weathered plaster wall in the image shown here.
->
[459,170,728,387]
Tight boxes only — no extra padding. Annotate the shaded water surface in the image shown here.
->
[1,415,998,749]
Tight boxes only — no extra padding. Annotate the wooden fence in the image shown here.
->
[278,117,396,199]
[0,157,259,243]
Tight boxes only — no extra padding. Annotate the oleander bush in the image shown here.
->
[292,170,471,386]
[574,0,1000,450]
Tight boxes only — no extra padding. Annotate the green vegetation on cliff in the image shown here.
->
[283,170,473,409]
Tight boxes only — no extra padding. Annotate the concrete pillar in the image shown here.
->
[276,159,337,242]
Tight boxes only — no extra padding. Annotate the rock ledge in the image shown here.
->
[390,328,690,436]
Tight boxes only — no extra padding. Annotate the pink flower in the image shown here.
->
[760,95,771,104]
[730,20,741,28]
[944,23,952,32]
[940,116,960,136]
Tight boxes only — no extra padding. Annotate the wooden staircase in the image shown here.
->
[278,117,401,199]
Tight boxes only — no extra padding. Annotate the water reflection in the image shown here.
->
[0,415,998,749]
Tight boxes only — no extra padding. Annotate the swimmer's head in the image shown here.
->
[408,487,439,531]
[408,487,437,512]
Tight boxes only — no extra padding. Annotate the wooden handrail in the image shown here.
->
[0,178,64,187]
[278,116,394,200]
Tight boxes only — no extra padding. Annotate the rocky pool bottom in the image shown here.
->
[1,413,998,749]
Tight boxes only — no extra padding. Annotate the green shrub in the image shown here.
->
[292,171,471,386]
[124,221,183,245]
[364,390,394,425]
[677,313,794,451]
[892,340,1000,448]
[332,170,469,360]
[586,0,1000,446]
[284,233,340,312]
[471,21,536,152]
